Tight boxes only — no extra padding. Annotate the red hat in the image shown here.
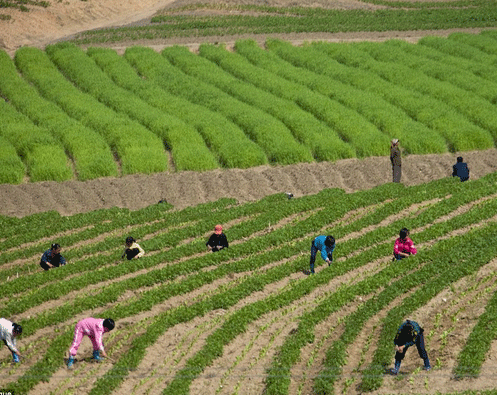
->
[214,225,223,234]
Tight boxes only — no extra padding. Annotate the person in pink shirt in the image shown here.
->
[393,228,417,261]
[67,317,115,369]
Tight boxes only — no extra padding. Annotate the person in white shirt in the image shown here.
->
[122,236,145,260]
[0,318,22,363]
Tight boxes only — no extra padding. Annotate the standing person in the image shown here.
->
[67,317,115,369]
[390,139,402,183]
[452,156,470,182]
[389,319,431,375]
[0,318,22,364]
[309,235,335,275]
[393,228,417,261]
[122,237,145,260]
[40,243,67,271]
[206,225,229,252]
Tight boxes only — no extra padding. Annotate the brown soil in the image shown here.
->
[1,3,497,394]
[0,149,496,218]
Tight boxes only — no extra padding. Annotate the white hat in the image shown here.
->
[391,139,399,145]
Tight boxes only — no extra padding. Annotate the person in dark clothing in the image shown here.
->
[309,235,335,275]
[452,157,470,182]
[122,237,145,260]
[206,225,229,252]
[40,243,67,270]
[389,320,431,375]
[390,139,402,183]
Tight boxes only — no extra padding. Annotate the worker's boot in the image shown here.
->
[92,350,102,362]
[12,353,20,363]
[389,360,401,375]
[424,358,431,371]
[67,356,75,369]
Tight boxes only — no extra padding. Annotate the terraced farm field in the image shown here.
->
[3,30,497,184]
[2,0,497,394]
[1,174,497,395]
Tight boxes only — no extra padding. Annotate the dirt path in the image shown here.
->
[1,149,496,218]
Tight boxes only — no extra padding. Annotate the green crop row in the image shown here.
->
[1,190,355,392]
[265,176,497,393]
[449,32,497,61]
[163,44,356,161]
[348,40,497,143]
[85,47,268,169]
[265,39,493,152]
[0,98,72,182]
[124,46,314,165]
[1,170,497,393]
[163,179,497,394]
[382,39,497,104]
[310,40,496,150]
[455,278,497,378]
[360,224,497,392]
[0,50,117,181]
[46,43,219,172]
[0,133,25,184]
[232,39,447,155]
[69,4,497,45]
[419,35,497,81]
[15,47,167,175]
[194,42,390,158]
[2,31,497,181]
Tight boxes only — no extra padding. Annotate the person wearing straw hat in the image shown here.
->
[390,139,402,183]
[206,225,229,252]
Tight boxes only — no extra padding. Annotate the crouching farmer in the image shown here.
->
[67,317,115,369]
[0,318,22,363]
[389,319,430,375]
[40,243,67,270]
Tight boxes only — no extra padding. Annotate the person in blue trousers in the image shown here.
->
[389,320,431,375]
[309,235,335,274]
[0,318,22,364]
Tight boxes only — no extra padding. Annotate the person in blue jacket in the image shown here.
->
[309,235,335,275]
[452,156,470,182]
[389,319,431,375]
[40,243,67,271]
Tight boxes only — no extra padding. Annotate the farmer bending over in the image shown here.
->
[67,317,115,369]
[0,318,22,364]
[309,235,335,275]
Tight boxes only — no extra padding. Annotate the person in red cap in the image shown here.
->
[206,225,229,252]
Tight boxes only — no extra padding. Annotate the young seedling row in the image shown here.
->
[0,173,496,394]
